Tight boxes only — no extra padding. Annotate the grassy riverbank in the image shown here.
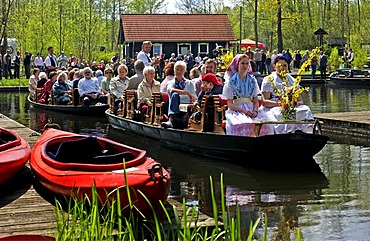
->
[0,78,28,87]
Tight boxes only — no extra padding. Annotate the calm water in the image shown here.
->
[2,83,370,240]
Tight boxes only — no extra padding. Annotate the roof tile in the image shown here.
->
[121,14,237,42]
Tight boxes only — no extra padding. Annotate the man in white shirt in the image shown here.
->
[57,51,68,68]
[136,41,152,66]
[195,53,202,65]
[44,46,58,76]
[347,48,354,68]
[34,52,44,70]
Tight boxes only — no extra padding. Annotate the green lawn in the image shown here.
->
[0,78,28,87]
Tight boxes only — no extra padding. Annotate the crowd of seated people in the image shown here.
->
[107,54,314,137]
[27,41,314,136]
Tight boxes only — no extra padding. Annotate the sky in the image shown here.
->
[165,0,233,14]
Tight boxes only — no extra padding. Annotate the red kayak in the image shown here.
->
[30,128,170,217]
[0,128,31,185]
[0,234,54,240]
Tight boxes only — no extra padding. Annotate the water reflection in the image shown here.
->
[302,83,370,113]
[107,129,329,239]
[2,88,370,240]
[28,107,109,136]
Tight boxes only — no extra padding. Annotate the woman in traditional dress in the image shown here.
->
[260,55,314,134]
[221,54,269,136]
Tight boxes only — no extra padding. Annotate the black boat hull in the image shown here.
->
[330,76,370,86]
[106,110,329,167]
[28,96,108,116]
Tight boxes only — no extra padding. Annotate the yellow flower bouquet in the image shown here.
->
[268,48,320,121]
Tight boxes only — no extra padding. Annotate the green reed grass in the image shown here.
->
[54,173,303,241]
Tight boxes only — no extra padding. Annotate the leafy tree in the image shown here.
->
[3,0,370,65]
[128,0,167,14]
[328,47,341,71]
[175,0,212,14]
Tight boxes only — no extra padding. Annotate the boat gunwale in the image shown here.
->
[0,128,22,152]
[27,95,109,115]
[105,110,329,162]
[37,130,147,172]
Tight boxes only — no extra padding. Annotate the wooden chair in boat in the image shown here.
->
[187,96,207,131]
[50,89,56,105]
[212,95,228,134]
[124,90,137,119]
[72,88,83,106]
[151,92,169,126]
[35,88,43,103]
[108,94,115,113]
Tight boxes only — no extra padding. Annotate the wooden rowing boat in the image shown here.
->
[27,96,109,116]
[106,92,329,169]
[330,68,370,86]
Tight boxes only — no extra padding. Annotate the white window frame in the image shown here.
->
[177,43,191,56]
[198,43,209,55]
[152,43,163,56]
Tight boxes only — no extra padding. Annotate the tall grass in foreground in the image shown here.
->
[54,174,302,240]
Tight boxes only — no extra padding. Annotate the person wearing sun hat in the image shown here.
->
[197,73,223,104]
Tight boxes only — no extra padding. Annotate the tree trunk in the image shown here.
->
[111,0,116,50]
[306,0,312,28]
[277,0,283,53]
[346,0,350,47]
[254,0,258,49]
[357,0,360,31]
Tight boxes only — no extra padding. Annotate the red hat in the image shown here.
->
[202,73,222,86]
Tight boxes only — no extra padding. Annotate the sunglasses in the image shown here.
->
[106,72,112,74]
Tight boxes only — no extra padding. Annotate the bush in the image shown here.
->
[328,48,341,71]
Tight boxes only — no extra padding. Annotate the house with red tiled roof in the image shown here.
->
[118,14,236,59]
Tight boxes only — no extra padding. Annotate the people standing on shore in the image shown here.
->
[319,51,328,80]
[57,51,68,69]
[311,50,318,79]
[34,53,44,71]
[0,54,2,80]
[24,51,32,79]
[4,50,13,79]
[13,51,21,79]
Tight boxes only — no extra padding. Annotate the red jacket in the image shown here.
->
[39,79,54,104]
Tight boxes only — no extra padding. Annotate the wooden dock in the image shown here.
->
[315,111,370,146]
[0,113,218,236]
[0,113,55,236]
[315,111,370,137]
